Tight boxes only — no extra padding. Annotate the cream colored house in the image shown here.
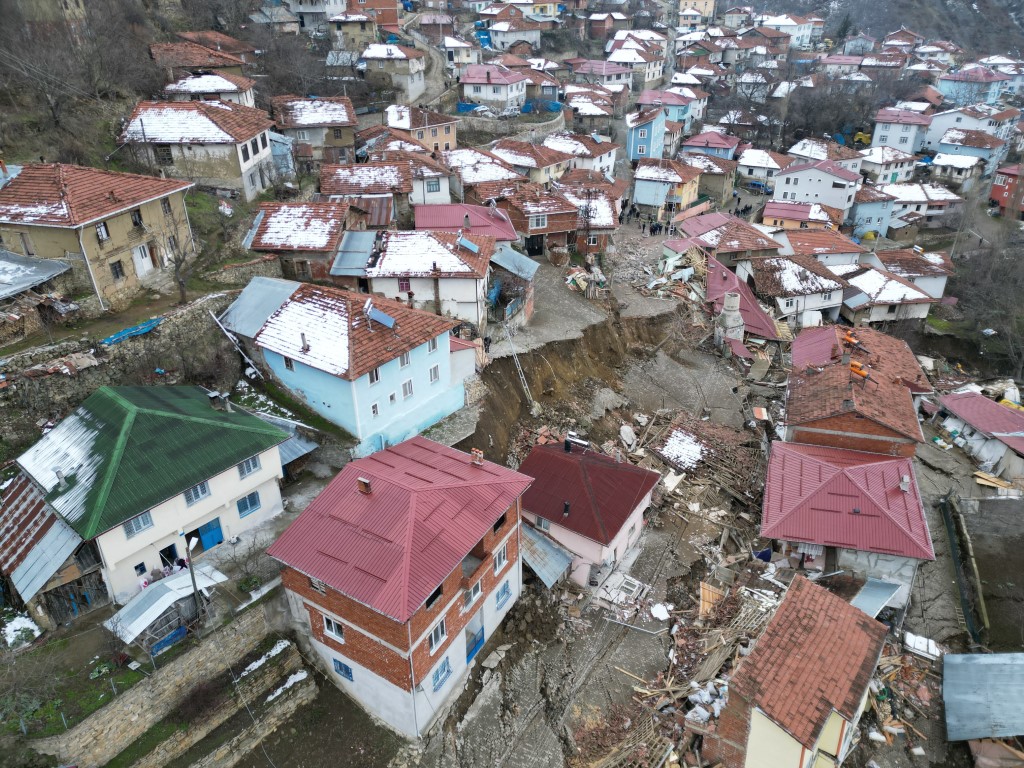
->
[16,386,289,604]
[0,163,195,311]
[705,576,887,768]
[361,44,428,102]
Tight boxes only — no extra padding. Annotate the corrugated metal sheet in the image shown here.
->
[0,473,82,601]
[0,249,72,301]
[850,577,902,618]
[944,654,1024,741]
[267,437,533,622]
[218,277,299,339]
[252,413,319,465]
[491,243,539,281]
[329,194,394,227]
[104,565,228,643]
[521,524,571,588]
[330,230,377,276]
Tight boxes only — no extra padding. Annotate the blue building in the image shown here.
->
[220,277,474,457]
[937,67,1010,105]
[846,187,895,239]
[680,131,740,160]
[624,106,666,161]
[936,127,1004,171]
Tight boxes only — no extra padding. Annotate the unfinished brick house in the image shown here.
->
[268,437,532,737]
[702,576,887,768]
[783,363,924,457]
[491,183,577,258]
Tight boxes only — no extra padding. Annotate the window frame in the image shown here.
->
[237,491,261,517]
[123,511,154,539]
[428,337,438,353]
[402,378,414,399]
[463,580,482,608]
[161,198,172,216]
[183,480,211,507]
[110,260,125,280]
[238,455,261,478]
[493,541,508,573]
[535,516,550,531]
[431,656,452,691]
[399,351,411,367]
[528,214,547,230]
[426,178,441,193]
[428,618,447,652]
[324,614,345,642]
[429,364,440,383]
[310,577,327,595]
[96,221,110,242]
[496,579,512,609]
[368,366,380,384]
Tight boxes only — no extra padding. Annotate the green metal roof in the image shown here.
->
[17,386,288,539]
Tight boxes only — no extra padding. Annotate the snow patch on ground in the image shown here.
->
[240,639,291,679]
[266,669,309,702]
[3,613,42,648]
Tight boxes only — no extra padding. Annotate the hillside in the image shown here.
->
[764,0,1024,56]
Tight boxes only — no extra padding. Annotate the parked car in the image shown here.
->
[747,180,774,194]
[497,106,520,120]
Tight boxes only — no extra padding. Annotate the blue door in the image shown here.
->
[198,518,224,550]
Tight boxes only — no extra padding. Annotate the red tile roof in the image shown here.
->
[461,64,528,85]
[320,162,414,195]
[786,363,925,442]
[176,30,258,56]
[875,108,932,126]
[679,212,781,255]
[0,163,191,228]
[267,437,533,622]
[784,228,867,256]
[150,41,245,70]
[683,131,741,150]
[703,257,780,341]
[491,139,575,169]
[728,576,887,750]
[372,230,495,279]
[518,444,660,545]
[939,391,1024,454]
[941,66,1010,83]
[271,95,357,128]
[792,326,931,394]
[777,158,861,182]
[250,202,351,253]
[254,284,456,381]
[762,442,934,559]
[121,100,273,144]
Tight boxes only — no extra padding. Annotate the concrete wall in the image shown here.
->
[836,548,920,607]
[369,275,486,328]
[33,604,272,768]
[744,708,805,768]
[97,446,284,603]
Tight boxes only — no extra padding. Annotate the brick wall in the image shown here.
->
[280,500,521,688]
[792,412,917,457]
[702,693,752,768]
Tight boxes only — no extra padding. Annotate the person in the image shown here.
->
[483,336,492,353]
[641,220,647,234]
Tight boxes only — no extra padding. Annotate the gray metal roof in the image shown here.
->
[219,277,298,339]
[0,249,72,301]
[330,230,376,276]
[252,412,319,465]
[944,653,1024,741]
[849,577,902,618]
[491,243,539,281]
[521,524,572,588]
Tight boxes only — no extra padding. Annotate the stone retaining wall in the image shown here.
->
[189,676,318,768]
[129,643,302,768]
[33,605,271,768]
[203,255,283,286]
[458,111,565,141]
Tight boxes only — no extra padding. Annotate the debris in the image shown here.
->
[651,603,672,621]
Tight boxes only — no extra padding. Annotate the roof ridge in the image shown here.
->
[840,462,931,557]
[86,388,138,538]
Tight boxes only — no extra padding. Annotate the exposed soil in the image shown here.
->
[966,499,1024,652]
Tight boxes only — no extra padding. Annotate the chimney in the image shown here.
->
[357,477,372,494]
[899,475,911,492]
[464,212,471,229]
[55,470,67,491]
[563,501,570,517]
[300,332,310,353]
[470,448,484,465]
[564,438,572,453]
[208,391,223,410]
[841,351,851,365]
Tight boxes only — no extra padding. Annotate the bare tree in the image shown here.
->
[0,644,60,735]
[220,533,279,592]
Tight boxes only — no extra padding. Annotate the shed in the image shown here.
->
[520,524,573,588]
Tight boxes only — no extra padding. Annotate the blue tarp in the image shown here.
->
[521,525,573,588]
[100,318,162,346]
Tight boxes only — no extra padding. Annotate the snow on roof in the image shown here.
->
[660,427,705,469]
[931,153,981,168]
[560,189,616,228]
[876,182,962,203]
[893,100,931,113]
[164,73,252,94]
[826,264,932,306]
[738,148,784,169]
[541,131,616,158]
[361,43,422,60]
[273,96,355,127]
[443,36,472,48]
[257,288,352,377]
[625,107,661,128]
[859,145,915,164]
[756,256,843,296]
[385,104,412,130]
[251,203,347,252]
[123,103,231,143]
[370,230,492,278]
[441,148,522,184]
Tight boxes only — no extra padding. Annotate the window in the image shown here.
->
[426,178,441,193]
[237,491,261,517]
[284,356,294,371]
[161,198,172,216]
[628,522,636,537]
[333,658,353,680]
[399,351,411,367]
[110,260,125,280]
[822,291,833,301]
[389,392,397,405]
[428,337,438,353]
[463,580,481,607]
[535,516,550,531]
[473,85,482,93]
[496,580,511,609]
[637,145,646,155]
[899,136,908,145]
[428,618,447,652]
[261,133,268,149]
[402,379,414,399]
[367,366,380,385]
[135,562,148,577]
[879,135,888,143]
[123,511,154,539]
[493,512,507,533]
[183,481,210,506]
[638,129,648,138]
[333,128,343,139]
[130,208,144,227]
[378,61,385,69]
[902,125,910,132]
[432,657,452,691]
[241,143,250,162]
[96,221,110,241]
[784,298,795,309]
[529,214,547,229]
[310,577,327,595]
[168,234,179,256]
[431,128,438,137]
[153,141,176,165]
[887,304,898,314]
[587,233,598,246]
[237,455,261,478]
[445,125,451,134]
[493,542,508,573]
[324,615,344,641]
[250,139,258,158]
[294,260,310,279]
[296,129,309,141]
[492,85,500,94]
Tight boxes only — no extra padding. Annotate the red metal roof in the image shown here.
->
[728,576,888,752]
[939,391,1024,454]
[267,437,533,622]
[517,444,660,546]
[762,442,934,560]
[704,257,781,341]
[414,203,518,241]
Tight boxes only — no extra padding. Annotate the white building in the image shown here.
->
[736,148,794,183]
[460,64,528,109]
[162,72,257,107]
[773,159,861,218]
[16,386,287,604]
[361,44,428,102]
[737,254,844,328]
[874,182,963,228]
[755,13,813,48]
[871,108,932,153]
[922,103,1021,161]
[859,145,916,183]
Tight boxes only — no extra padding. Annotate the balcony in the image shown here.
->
[461,552,486,590]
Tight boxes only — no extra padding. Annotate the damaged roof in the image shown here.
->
[792,326,932,395]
